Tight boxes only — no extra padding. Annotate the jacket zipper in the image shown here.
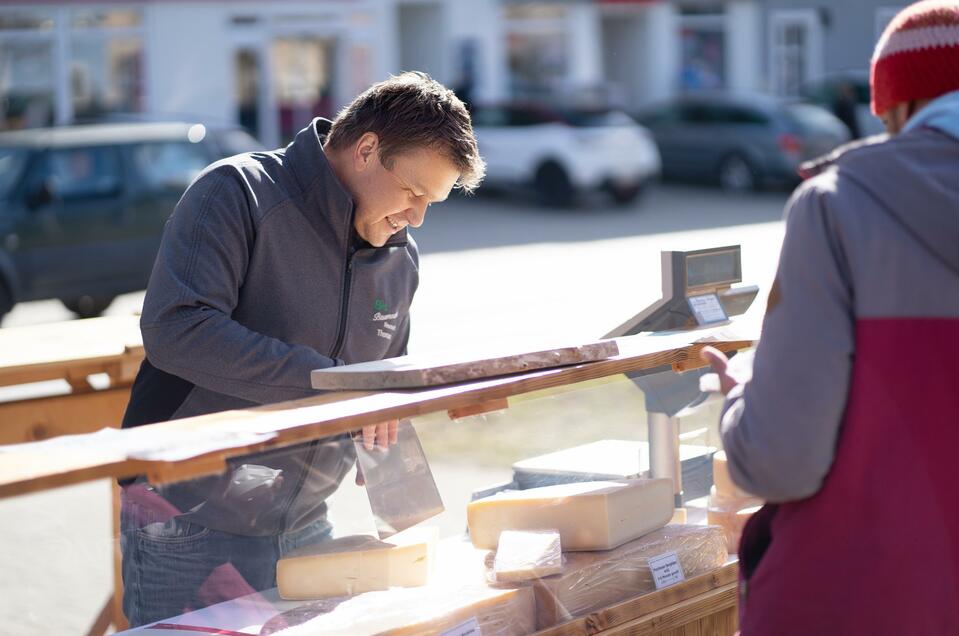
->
[279,225,356,534]
[329,252,355,360]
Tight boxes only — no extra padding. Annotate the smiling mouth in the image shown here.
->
[386,215,400,230]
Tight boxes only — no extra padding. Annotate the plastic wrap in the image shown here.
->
[706,488,762,554]
[488,530,564,583]
[259,583,534,636]
[529,524,728,630]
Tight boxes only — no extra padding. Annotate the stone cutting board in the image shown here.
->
[311,340,620,390]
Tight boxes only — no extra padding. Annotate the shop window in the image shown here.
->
[0,39,56,130]
[0,11,54,31]
[71,9,141,30]
[770,10,823,98]
[507,30,568,100]
[235,49,262,139]
[70,8,144,122]
[70,37,143,121]
[272,37,335,144]
[679,12,726,92]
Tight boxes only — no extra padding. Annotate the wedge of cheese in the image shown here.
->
[467,479,673,551]
[491,530,564,583]
[277,527,437,600]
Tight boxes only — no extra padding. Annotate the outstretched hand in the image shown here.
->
[699,346,741,396]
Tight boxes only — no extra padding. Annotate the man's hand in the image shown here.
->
[353,419,399,486]
[359,419,399,451]
[700,346,741,396]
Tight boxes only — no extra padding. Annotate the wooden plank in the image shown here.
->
[534,563,739,636]
[311,340,620,390]
[0,386,132,444]
[0,315,142,387]
[600,585,737,636]
[0,337,752,499]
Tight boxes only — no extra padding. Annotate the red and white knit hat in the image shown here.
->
[871,1,959,115]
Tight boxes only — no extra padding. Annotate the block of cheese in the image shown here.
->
[467,479,673,551]
[707,500,762,554]
[276,526,437,600]
[713,450,756,499]
[262,583,535,636]
[490,530,564,583]
[531,524,728,629]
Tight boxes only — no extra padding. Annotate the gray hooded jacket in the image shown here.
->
[123,119,418,535]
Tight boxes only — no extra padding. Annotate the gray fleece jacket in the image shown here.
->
[123,119,419,535]
[720,107,959,503]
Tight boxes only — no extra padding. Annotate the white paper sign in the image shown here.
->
[688,293,728,326]
[649,550,686,589]
[441,617,482,636]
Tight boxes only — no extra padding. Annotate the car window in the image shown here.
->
[784,104,843,134]
[678,104,715,124]
[725,107,770,125]
[471,107,509,128]
[39,146,121,200]
[133,141,210,190]
[212,128,264,158]
[508,108,553,127]
[637,106,680,126]
[0,147,27,200]
[560,110,635,128]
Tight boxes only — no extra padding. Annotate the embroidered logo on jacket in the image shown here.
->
[373,299,397,340]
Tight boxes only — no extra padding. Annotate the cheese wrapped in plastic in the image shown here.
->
[531,524,728,629]
[489,530,564,583]
[260,583,534,636]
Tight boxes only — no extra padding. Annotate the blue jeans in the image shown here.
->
[120,500,332,627]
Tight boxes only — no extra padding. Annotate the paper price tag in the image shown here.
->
[441,617,482,636]
[649,550,686,589]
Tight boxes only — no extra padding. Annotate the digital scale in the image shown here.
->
[604,245,758,337]
[472,246,760,512]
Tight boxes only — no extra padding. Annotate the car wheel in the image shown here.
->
[534,161,576,207]
[62,295,115,319]
[717,154,758,192]
[608,180,645,206]
[0,279,12,323]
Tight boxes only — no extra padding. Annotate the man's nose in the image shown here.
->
[408,201,428,228]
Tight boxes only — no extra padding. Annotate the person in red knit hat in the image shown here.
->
[702,1,959,633]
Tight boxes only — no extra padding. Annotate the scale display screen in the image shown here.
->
[686,249,741,289]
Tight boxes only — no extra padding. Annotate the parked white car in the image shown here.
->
[470,104,661,206]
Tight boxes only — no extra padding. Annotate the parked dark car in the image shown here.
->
[635,94,850,192]
[800,70,885,139]
[0,122,263,320]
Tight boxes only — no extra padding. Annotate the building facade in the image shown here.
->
[0,1,908,146]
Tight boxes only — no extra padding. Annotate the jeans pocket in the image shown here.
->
[135,517,212,544]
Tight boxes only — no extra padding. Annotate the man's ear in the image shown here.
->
[353,132,379,172]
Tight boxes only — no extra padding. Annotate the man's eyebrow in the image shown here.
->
[410,176,447,203]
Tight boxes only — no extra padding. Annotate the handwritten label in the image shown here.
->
[649,550,686,589]
[440,617,482,636]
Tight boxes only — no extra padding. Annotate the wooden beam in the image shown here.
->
[0,338,752,498]
[0,386,132,445]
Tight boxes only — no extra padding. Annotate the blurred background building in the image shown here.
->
[0,0,905,147]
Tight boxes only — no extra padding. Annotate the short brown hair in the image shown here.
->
[326,72,485,193]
